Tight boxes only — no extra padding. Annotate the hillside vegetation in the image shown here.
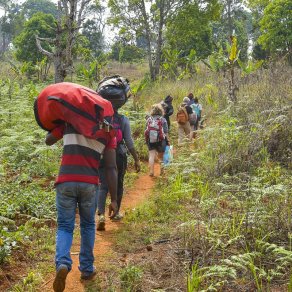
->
[0,61,290,291]
[0,0,291,290]
[105,63,292,291]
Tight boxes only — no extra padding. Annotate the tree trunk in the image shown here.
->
[154,0,165,78]
[35,0,92,83]
[227,0,232,38]
[140,0,155,80]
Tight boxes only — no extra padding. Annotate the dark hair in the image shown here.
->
[164,95,173,103]
[188,93,194,99]
[194,97,199,103]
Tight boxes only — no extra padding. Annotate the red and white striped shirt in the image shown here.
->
[51,124,116,185]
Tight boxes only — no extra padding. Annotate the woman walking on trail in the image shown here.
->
[177,96,193,145]
[145,103,169,177]
[96,76,141,231]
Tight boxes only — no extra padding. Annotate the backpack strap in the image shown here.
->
[48,96,97,122]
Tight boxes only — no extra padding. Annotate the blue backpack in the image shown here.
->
[191,104,201,119]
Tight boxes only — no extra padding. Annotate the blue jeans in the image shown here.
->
[55,182,97,274]
[97,154,127,214]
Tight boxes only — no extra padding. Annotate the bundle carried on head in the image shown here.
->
[34,82,115,139]
[97,75,131,110]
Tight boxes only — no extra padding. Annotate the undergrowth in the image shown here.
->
[115,63,292,291]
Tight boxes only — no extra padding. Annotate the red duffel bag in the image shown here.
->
[34,82,114,139]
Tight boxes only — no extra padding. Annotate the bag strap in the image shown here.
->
[48,96,97,122]
[47,96,113,133]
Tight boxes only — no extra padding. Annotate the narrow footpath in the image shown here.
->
[42,164,159,292]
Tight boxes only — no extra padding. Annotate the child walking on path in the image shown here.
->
[145,103,169,177]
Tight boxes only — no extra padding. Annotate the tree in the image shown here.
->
[258,0,292,61]
[165,1,220,60]
[247,0,270,60]
[0,0,23,54]
[81,2,106,58]
[0,0,57,55]
[82,19,104,57]
[212,0,250,61]
[14,12,56,65]
[36,0,94,83]
[108,0,186,81]
[21,0,58,19]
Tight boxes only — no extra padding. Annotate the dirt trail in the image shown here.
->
[43,164,159,292]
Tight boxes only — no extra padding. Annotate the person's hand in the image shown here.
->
[135,160,141,172]
[108,200,118,219]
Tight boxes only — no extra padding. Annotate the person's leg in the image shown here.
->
[54,182,77,291]
[189,124,195,140]
[183,122,191,142]
[157,151,164,175]
[178,125,185,145]
[116,154,127,213]
[55,182,77,271]
[97,167,108,215]
[78,182,97,277]
[96,167,108,230]
[149,149,156,176]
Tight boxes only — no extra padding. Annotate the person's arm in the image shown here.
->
[122,117,141,172]
[103,147,118,218]
[162,118,170,144]
[45,125,65,145]
[128,148,140,172]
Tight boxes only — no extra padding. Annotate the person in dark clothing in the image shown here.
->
[96,111,140,230]
[187,92,195,105]
[96,76,140,230]
[161,95,174,130]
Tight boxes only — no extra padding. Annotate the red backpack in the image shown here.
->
[34,82,115,139]
[145,116,165,143]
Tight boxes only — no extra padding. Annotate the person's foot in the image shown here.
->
[149,172,154,177]
[81,268,97,280]
[111,213,123,221]
[53,264,69,292]
[97,214,105,231]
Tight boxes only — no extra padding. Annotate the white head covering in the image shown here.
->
[182,97,190,104]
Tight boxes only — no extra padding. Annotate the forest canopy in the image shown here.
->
[0,0,290,82]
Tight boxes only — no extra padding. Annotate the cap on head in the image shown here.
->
[183,96,190,104]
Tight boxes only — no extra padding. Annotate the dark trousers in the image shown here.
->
[97,153,127,214]
[116,153,127,211]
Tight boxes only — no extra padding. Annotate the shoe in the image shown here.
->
[149,173,154,177]
[53,264,69,292]
[111,213,123,221]
[81,268,97,280]
[97,215,105,231]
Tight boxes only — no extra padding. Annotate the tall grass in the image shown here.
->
[115,62,292,291]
